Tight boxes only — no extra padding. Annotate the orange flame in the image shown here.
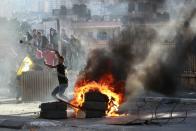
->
[71,74,125,117]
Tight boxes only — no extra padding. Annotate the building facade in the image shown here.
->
[127,0,169,23]
[44,0,73,13]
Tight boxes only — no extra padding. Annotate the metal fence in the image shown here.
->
[21,71,58,102]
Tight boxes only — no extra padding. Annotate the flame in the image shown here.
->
[71,74,125,117]
[17,56,33,76]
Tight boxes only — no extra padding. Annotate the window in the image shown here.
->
[128,2,135,12]
[97,32,108,40]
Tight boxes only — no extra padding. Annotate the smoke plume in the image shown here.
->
[74,1,196,112]
[0,18,26,98]
[120,3,196,111]
[75,25,156,101]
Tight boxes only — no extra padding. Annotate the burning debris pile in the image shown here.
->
[71,4,196,116]
[71,26,156,116]
[71,73,125,117]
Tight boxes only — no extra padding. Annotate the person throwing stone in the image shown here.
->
[44,50,68,101]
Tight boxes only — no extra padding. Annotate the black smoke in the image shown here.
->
[75,9,196,101]
[76,26,156,91]
[144,9,196,96]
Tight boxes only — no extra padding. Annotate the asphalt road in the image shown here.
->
[0,97,196,131]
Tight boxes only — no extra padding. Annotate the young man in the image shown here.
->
[44,50,68,101]
[37,31,49,50]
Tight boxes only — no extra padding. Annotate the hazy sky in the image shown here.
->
[0,0,127,18]
[0,0,42,17]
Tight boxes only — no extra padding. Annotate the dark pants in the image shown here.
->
[52,84,68,101]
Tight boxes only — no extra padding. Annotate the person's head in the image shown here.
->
[50,28,56,35]
[33,29,37,34]
[37,31,42,37]
[59,56,64,64]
